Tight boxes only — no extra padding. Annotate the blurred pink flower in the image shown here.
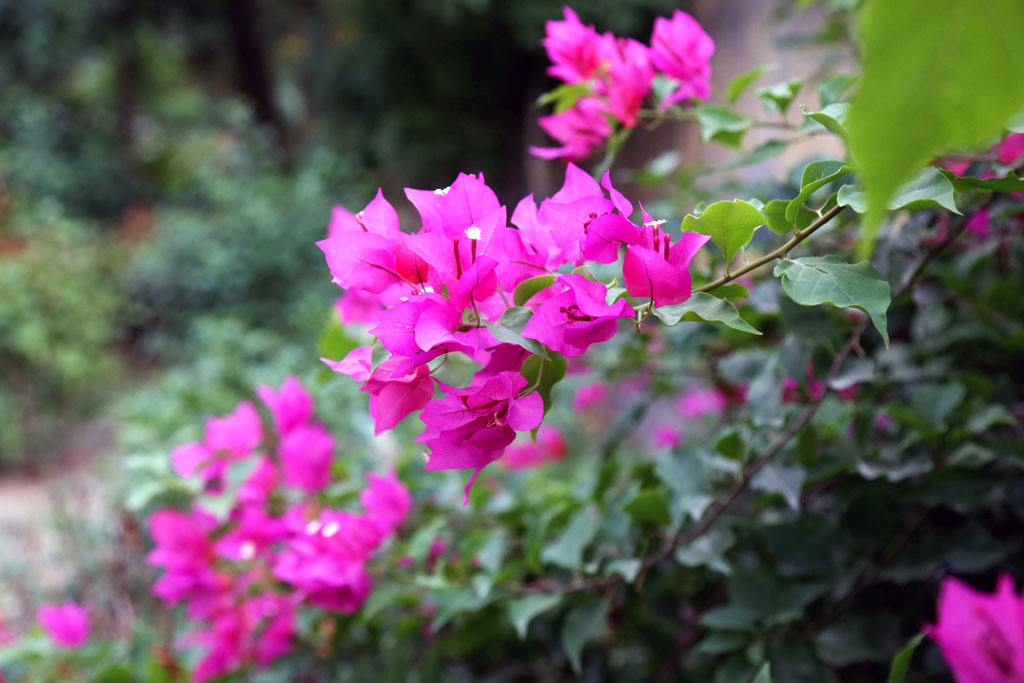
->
[649,10,714,106]
[503,425,568,469]
[37,602,89,649]
[677,387,728,420]
[927,574,1024,682]
[360,469,413,535]
[573,381,608,411]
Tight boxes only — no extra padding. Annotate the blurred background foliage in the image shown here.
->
[0,0,678,468]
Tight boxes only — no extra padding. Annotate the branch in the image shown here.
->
[694,204,845,295]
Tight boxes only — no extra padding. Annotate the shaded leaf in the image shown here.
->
[542,506,599,569]
[728,64,776,104]
[786,161,854,221]
[887,633,925,683]
[508,593,562,640]
[488,307,549,359]
[751,463,806,511]
[561,601,609,674]
[774,256,891,345]
[513,275,556,307]
[695,105,753,148]
[654,293,761,335]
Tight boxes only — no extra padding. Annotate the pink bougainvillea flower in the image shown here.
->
[205,401,263,458]
[236,456,279,507]
[542,6,603,84]
[257,376,314,436]
[927,574,1024,682]
[529,98,614,162]
[649,9,714,106]
[321,345,373,382]
[522,273,634,356]
[360,469,413,535]
[998,133,1024,166]
[652,423,682,449]
[678,387,728,420]
[502,425,568,470]
[361,359,436,435]
[623,210,709,306]
[328,188,401,239]
[966,209,991,238]
[370,294,464,359]
[596,34,653,127]
[147,508,217,575]
[37,602,89,649]
[418,371,544,502]
[279,422,334,495]
[273,510,380,612]
[573,380,608,411]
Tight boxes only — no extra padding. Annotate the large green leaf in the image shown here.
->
[653,293,761,335]
[508,594,562,640]
[847,0,1024,256]
[681,199,766,266]
[774,256,891,345]
[561,601,609,674]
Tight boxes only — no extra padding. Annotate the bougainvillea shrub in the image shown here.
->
[3,1,1024,681]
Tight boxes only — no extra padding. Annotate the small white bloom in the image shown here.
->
[644,218,667,229]
[322,521,340,538]
[304,520,321,535]
[465,226,482,240]
[434,186,451,196]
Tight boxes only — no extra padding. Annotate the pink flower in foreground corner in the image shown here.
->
[37,602,90,649]
[649,10,714,107]
[418,371,544,503]
[927,573,1024,682]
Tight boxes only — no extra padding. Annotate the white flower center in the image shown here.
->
[322,521,340,538]
[434,186,451,196]
[465,226,482,240]
[304,520,321,535]
[644,219,667,229]
[239,541,256,560]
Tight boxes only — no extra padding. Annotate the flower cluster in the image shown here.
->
[319,165,708,501]
[148,377,411,681]
[531,7,714,161]
[929,573,1024,682]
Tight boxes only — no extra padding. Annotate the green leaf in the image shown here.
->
[624,488,672,525]
[887,633,925,683]
[561,601,609,674]
[840,168,959,214]
[520,351,568,417]
[606,558,642,582]
[751,463,806,511]
[541,506,599,569]
[508,594,562,640]
[695,105,753,148]
[764,199,816,235]
[513,275,556,306]
[653,293,761,335]
[786,161,854,221]
[681,199,766,266]
[774,256,891,346]
[946,170,1024,194]
[847,0,1024,256]
[318,314,360,361]
[707,283,750,301]
[370,338,390,371]
[757,79,802,114]
[537,82,591,113]
[818,74,857,107]
[887,168,959,213]
[486,306,549,360]
[753,663,773,683]
[728,64,777,104]
[801,103,850,136]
